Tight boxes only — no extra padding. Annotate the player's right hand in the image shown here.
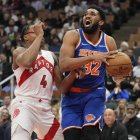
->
[33,22,44,37]
[93,50,118,65]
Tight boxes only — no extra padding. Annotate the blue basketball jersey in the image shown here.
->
[73,28,109,90]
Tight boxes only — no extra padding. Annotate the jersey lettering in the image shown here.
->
[85,60,101,75]
[79,49,102,75]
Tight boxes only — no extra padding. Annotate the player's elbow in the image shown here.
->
[16,54,35,68]
[23,62,33,68]
[17,59,33,68]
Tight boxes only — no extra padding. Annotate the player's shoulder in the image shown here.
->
[105,34,117,51]
[105,34,115,43]
[64,29,80,39]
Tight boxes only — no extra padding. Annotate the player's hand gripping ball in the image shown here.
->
[106,52,132,77]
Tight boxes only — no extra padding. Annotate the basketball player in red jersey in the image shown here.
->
[59,6,120,140]
[11,22,78,140]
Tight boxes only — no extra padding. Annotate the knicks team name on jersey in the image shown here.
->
[29,56,54,74]
[78,49,104,76]
[79,49,103,57]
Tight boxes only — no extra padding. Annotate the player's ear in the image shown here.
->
[99,20,104,26]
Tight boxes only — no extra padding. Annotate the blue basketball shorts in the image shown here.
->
[61,87,106,132]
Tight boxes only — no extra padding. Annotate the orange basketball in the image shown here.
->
[106,52,132,77]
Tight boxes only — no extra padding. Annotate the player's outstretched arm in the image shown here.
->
[13,22,44,69]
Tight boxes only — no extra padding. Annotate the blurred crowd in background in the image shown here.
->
[0,0,140,140]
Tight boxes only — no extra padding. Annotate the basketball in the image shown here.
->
[106,52,132,77]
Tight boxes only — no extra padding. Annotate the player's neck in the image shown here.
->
[84,30,101,44]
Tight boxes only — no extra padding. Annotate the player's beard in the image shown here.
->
[81,20,99,34]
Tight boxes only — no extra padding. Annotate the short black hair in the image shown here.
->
[20,24,30,41]
[88,5,105,21]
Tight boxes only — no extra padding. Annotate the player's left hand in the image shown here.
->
[74,66,86,79]
[33,22,45,37]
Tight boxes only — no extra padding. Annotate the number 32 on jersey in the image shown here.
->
[85,60,101,75]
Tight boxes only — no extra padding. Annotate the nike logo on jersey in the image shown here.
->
[99,45,106,47]
[82,43,89,45]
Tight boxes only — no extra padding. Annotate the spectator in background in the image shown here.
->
[16,15,27,33]
[74,0,84,16]
[107,82,130,101]
[133,56,140,78]
[51,99,61,122]
[120,77,134,102]
[0,24,8,45]
[133,78,140,99]
[121,76,134,94]
[0,95,11,112]
[5,18,19,43]
[27,11,37,24]
[110,1,122,30]
[135,98,140,118]
[100,108,128,140]
[115,99,127,122]
[0,12,11,27]
[0,53,13,87]
[31,0,45,11]
[0,108,11,140]
[3,40,13,62]
[127,49,138,67]
[64,0,77,18]
[10,0,24,11]
[45,0,61,11]
[118,41,129,52]
[62,15,79,30]
[58,24,69,41]
[55,11,67,28]
[49,36,61,55]
[21,0,36,19]
[123,103,140,140]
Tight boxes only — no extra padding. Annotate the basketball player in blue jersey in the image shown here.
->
[59,6,119,140]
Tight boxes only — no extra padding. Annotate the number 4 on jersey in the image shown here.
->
[40,75,47,88]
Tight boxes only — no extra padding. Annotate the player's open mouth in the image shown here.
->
[85,20,91,27]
